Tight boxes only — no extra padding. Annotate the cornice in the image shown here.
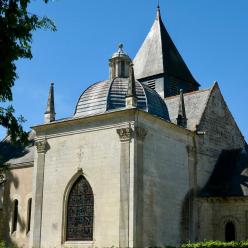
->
[32,109,194,140]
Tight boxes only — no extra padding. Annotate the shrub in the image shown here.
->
[0,241,17,248]
[181,240,248,248]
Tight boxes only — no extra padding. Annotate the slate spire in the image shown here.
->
[177,89,187,128]
[125,63,137,108]
[133,6,200,96]
[44,82,55,123]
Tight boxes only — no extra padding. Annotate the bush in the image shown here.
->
[181,240,248,248]
[0,241,17,248]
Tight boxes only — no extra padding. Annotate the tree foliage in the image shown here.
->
[0,0,56,145]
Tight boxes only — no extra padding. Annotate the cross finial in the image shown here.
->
[118,43,124,53]
[156,1,161,20]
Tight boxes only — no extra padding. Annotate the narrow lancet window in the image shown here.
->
[12,199,18,233]
[66,175,94,241]
[27,198,32,233]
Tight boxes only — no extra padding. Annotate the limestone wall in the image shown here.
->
[198,199,248,241]
[36,123,123,248]
[31,110,194,247]
[137,114,192,247]
[0,166,33,248]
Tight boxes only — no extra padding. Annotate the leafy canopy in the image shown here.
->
[0,0,56,145]
[0,0,56,177]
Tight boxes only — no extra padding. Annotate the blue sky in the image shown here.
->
[1,0,247,141]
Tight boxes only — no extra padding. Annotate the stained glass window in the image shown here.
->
[66,175,94,241]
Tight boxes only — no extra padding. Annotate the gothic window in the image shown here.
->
[27,198,32,233]
[225,221,236,242]
[12,199,18,233]
[66,175,94,241]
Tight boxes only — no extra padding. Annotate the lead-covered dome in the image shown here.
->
[74,77,170,120]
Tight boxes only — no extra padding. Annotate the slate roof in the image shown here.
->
[200,147,248,197]
[133,7,199,87]
[0,131,35,166]
[165,88,211,130]
[74,78,170,120]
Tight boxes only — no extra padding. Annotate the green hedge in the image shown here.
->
[181,241,248,248]
[0,241,17,248]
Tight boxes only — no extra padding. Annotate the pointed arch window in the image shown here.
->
[225,221,236,242]
[66,175,94,241]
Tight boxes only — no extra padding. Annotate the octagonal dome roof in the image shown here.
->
[74,77,170,120]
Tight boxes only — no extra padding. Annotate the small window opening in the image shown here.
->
[27,198,32,233]
[12,199,18,233]
[225,221,236,242]
[120,61,125,77]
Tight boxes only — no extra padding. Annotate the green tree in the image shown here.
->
[0,0,56,178]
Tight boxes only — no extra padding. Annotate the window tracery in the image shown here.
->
[66,175,94,241]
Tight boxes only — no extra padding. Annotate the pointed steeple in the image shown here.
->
[44,82,55,123]
[125,63,137,108]
[177,89,187,128]
[133,7,200,98]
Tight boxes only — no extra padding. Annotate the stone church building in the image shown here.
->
[0,6,248,248]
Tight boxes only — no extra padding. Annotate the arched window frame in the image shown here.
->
[12,199,18,234]
[225,221,236,242]
[62,171,94,244]
[219,216,239,241]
